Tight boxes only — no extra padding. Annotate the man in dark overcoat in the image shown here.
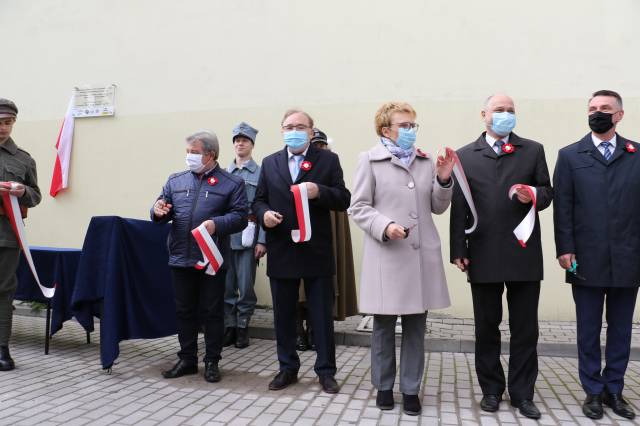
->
[253,109,350,394]
[450,94,553,419]
[554,89,638,421]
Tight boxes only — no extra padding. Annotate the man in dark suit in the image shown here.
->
[450,94,553,419]
[554,90,638,421]
[253,109,350,393]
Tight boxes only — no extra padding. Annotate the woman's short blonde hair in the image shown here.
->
[374,102,416,137]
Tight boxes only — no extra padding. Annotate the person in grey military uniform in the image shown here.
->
[223,122,267,349]
[0,98,42,371]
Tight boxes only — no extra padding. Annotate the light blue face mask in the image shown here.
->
[396,127,417,150]
[491,112,516,136]
[283,130,308,151]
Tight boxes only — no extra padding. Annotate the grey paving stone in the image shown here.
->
[4,315,640,425]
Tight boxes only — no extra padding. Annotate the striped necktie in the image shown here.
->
[600,141,613,161]
[494,140,505,155]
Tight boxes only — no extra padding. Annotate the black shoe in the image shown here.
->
[603,391,635,420]
[511,399,541,419]
[204,362,221,383]
[295,333,309,351]
[162,360,198,379]
[376,390,394,410]
[223,327,237,347]
[480,394,502,412]
[319,375,340,394]
[582,394,603,420]
[268,370,298,391]
[235,327,249,349]
[402,394,422,416]
[0,346,15,371]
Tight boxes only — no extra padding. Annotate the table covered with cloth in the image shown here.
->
[71,216,176,369]
[15,246,81,342]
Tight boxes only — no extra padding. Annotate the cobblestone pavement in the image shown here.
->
[1,316,640,425]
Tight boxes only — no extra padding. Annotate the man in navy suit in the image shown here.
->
[554,90,639,421]
[253,109,350,393]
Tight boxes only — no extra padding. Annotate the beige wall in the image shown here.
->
[2,0,640,320]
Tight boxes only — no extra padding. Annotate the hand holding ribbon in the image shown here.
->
[191,223,224,275]
[508,184,537,248]
[291,183,312,243]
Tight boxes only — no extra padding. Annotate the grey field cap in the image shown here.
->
[232,121,258,144]
[0,98,18,118]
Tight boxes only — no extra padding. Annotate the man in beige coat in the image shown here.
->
[350,102,454,416]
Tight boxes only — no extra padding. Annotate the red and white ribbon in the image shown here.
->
[1,187,55,298]
[290,183,311,243]
[191,223,224,275]
[452,158,478,234]
[508,184,537,248]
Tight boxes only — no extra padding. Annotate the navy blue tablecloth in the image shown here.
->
[15,246,81,336]
[71,216,176,369]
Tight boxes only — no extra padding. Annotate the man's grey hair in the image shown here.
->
[186,130,219,159]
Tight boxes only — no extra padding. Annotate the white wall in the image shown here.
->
[2,0,640,320]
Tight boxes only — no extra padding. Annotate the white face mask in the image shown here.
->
[186,153,206,173]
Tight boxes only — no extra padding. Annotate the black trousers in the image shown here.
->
[471,281,540,401]
[270,276,336,377]
[171,267,226,364]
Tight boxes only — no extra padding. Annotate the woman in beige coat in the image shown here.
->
[349,102,455,416]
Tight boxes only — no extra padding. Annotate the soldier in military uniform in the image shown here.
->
[0,98,42,371]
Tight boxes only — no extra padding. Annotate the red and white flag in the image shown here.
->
[508,184,538,248]
[192,224,224,275]
[290,183,312,243]
[1,186,55,298]
[49,97,75,197]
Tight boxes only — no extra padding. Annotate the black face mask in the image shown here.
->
[588,111,615,134]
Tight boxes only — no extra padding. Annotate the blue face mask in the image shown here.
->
[396,127,417,150]
[283,130,308,151]
[491,112,516,136]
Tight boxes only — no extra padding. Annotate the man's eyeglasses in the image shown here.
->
[388,122,420,132]
[282,124,310,131]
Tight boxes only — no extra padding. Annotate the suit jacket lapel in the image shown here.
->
[608,134,627,166]
[576,133,607,166]
[473,133,498,160]
[275,147,293,186]
[295,144,319,183]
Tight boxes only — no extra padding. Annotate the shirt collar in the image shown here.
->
[287,145,309,159]
[485,133,510,148]
[592,133,617,148]
[0,138,18,155]
[228,157,257,173]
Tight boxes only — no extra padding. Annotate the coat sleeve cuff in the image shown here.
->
[371,215,393,243]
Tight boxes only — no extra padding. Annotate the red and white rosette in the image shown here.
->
[1,185,55,298]
[191,223,224,275]
[290,183,312,243]
[452,157,478,234]
[508,184,537,248]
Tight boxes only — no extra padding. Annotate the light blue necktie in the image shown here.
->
[601,141,613,161]
[494,139,505,155]
[291,155,303,181]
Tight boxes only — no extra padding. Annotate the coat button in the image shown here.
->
[410,212,418,219]
[408,182,415,189]
[411,242,420,249]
